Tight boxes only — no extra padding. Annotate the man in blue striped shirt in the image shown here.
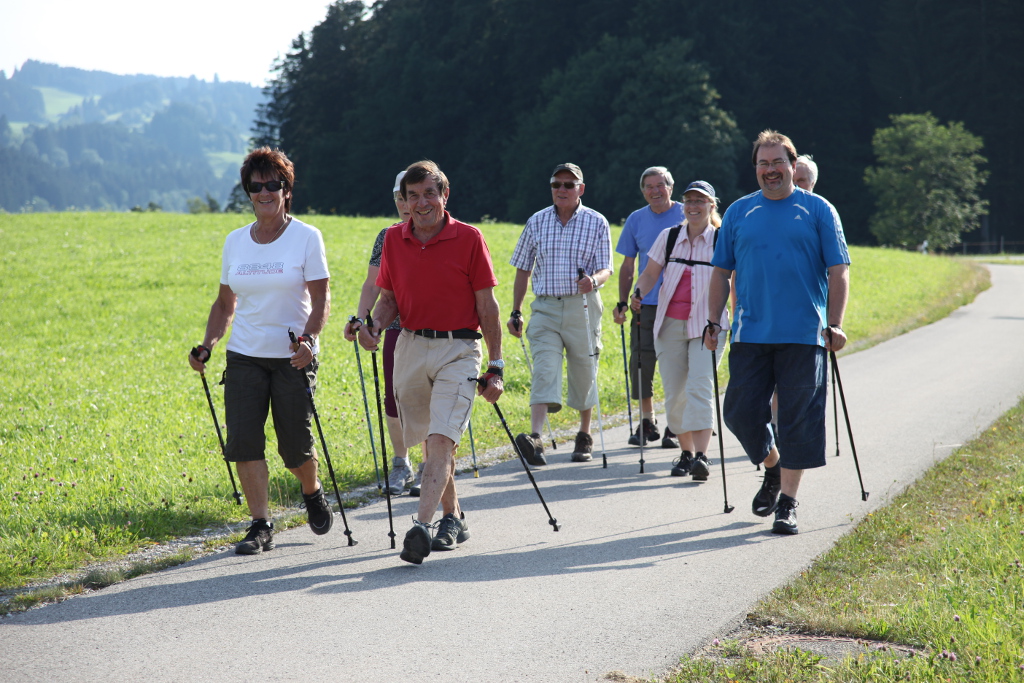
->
[508,163,614,464]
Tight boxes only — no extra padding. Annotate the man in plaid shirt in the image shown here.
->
[508,163,614,464]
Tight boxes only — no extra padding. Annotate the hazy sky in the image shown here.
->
[0,1,336,86]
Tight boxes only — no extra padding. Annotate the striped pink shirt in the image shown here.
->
[646,223,729,340]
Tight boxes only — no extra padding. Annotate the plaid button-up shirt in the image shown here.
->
[509,203,614,297]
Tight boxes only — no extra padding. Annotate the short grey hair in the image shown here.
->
[795,155,818,187]
[640,166,674,190]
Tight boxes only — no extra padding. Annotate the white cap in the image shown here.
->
[393,171,406,194]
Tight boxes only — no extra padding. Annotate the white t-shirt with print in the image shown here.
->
[220,218,330,358]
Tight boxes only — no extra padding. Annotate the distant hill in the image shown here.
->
[0,60,264,213]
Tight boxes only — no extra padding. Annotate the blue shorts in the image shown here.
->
[723,343,827,470]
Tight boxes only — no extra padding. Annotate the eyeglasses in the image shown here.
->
[551,181,582,190]
[683,198,710,205]
[755,159,790,170]
[248,180,286,193]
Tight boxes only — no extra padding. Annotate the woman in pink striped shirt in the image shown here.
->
[630,181,729,481]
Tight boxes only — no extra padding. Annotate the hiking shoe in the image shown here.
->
[772,494,799,534]
[431,512,470,551]
[235,519,275,555]
[409,462,423,497]
[671,451,694,476]
[752,468,782,517]
[400,520,434,565]
[301,483,334,535]
[515,432,547,466]
[643,418,661,443]
[661,427,678,449]
[383,459,414,496]
[571,431,593,462]
[690,452,710,481]
[628,418,660,445]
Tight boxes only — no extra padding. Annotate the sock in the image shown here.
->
[393,456,410,467]
[765,462,781,478]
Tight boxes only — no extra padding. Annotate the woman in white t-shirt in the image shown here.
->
[188,147,335,555]
[630,181,729,482]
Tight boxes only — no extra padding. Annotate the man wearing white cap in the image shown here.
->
[344,171,419,495]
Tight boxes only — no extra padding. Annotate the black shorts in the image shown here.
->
[224,351,317,469]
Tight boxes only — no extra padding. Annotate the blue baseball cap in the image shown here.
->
[683,180,715,198]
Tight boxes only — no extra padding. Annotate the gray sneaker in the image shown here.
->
[431,512,470,550]
[409,462,424,497]
[383,459,414,496]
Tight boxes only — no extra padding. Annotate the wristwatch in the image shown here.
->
[487,359,505,370]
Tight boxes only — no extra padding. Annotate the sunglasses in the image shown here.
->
[551,181,582,190]
[248,180,286,193]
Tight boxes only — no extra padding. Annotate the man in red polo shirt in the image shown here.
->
[360,160,504,564]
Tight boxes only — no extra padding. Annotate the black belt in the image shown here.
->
[409,328,482,340]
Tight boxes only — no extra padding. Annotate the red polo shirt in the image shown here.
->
[377,212,498,331]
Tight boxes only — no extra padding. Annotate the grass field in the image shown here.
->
[0,212,989,591]
[35,86,86,121]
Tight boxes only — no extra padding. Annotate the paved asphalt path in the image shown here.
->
[3,264,1023,683]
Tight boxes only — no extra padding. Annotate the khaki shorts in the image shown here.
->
[526,293,602,411]
[393,330,482,447]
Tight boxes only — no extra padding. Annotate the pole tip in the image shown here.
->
[724,504,735,513]
[550,520,560,532]
[862,492,870,501]
[474,471,480,478]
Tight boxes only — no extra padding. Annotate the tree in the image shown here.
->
[865,113,988,250]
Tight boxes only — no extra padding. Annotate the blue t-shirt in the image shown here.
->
[616,202,686,305]
[713,189,850,346]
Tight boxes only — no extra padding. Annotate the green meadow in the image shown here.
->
[0,212,988,590]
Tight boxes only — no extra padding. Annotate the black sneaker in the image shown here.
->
[670,451,694,476]
[302,483,334,536]
[515,432,547,466]
[571,431,593,462]
[235,519,275,555]
[643,418,661,443]
[752,468,782,517]
[431,512,470,551]
[400,520,434,565]
[661,427,679,449]
[690,452,711,481]
[772,494,799,534]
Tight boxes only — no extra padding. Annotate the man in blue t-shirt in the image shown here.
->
[614,166,686,449]
[703,130,851,536]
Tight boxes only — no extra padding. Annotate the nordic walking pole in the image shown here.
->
[826,331,869,501]
[467,418,480,477]
[579,268,608,468]
[633,287,646,474]
[348,316,382,488]
[617,306,634,438]
[469,376,559,531]
[190,346,242,505]
[365,312,397,548]
[286,331,357,546]
[703,325,735,514]
[511,311,557,450]
[831,355,841,458]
